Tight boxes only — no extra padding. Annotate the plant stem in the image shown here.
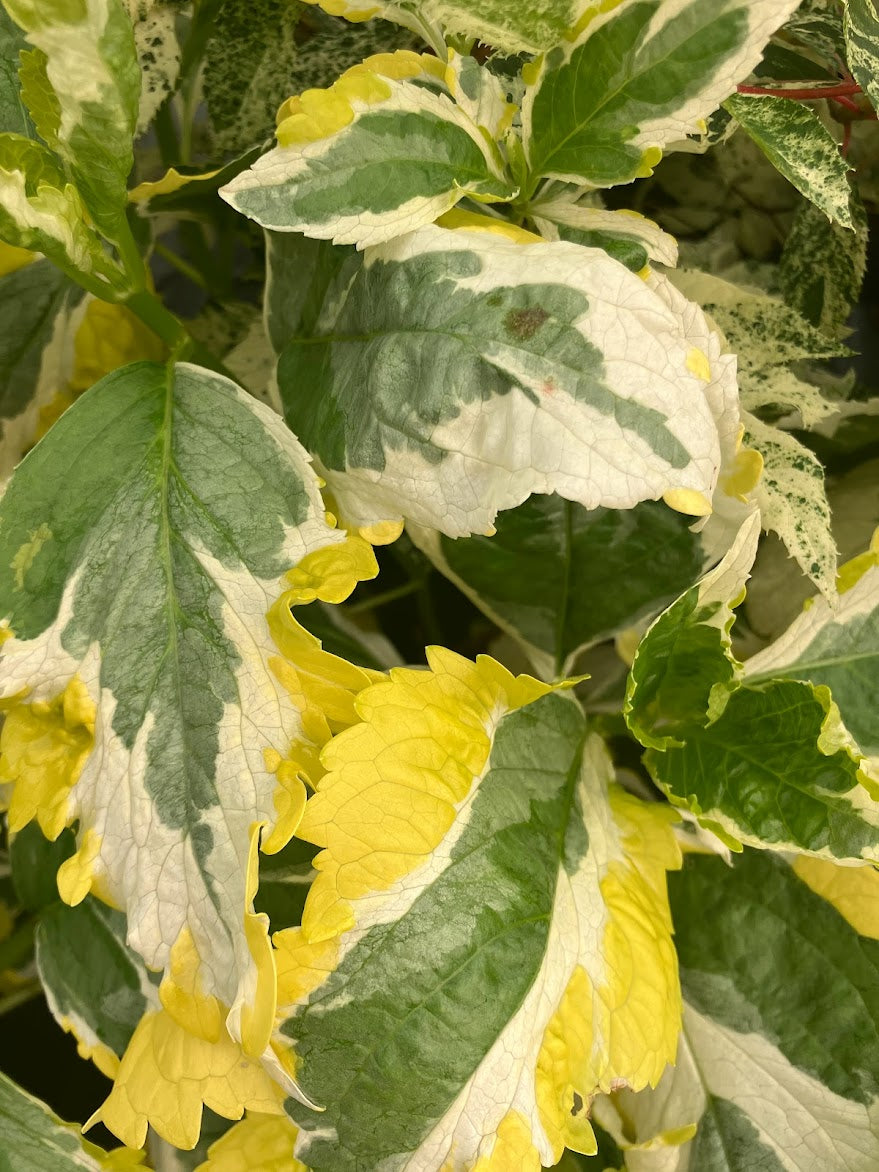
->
[346,579,423,615]
[0,981,41,1019]
[737,81,862,100]
[154,240,209,290]
[124,289,188,350]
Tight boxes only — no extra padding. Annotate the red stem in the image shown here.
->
[833,94,862,113]
[736,81,862,100]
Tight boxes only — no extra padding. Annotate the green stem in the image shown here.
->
[0,981,42,1019]
[346,579,423,615]
[154,240,209,290]
[124,289,188,351]
[153,100,180,167]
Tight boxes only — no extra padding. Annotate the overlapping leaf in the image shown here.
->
[596,851,879,1170]
[221,51,515,248]
[724,93,854,226]
[521,0,802,190]
[531,192,679,269]
[275,222,742,536]
[846,0,879,113]
[273,650,682,1169]
[627,517,879,860]
[0,359,377,1064]
[410,496,711,680]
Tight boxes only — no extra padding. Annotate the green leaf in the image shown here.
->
[645,677,878,858]
[0,134,121,287]
[746,555,879,756]
[295,599,401,670]
[301,0,587,53]
[0,7,34,137]
[274,653,682,1169]
[0,359,358,1048]
[723,93,853,226]
[275,224,742,536]
[411,495,709,679]
[4,0,140,239]
[10,821,74,911]
[522,0,801,190]
[253,835,316,931]
[597,851,879,1170]
[221,52,515,248]
[36,898,155,1073]
[530,191,679,267]
[264,229,354,354]
[845,0,879,112]
[743,410,836,601]
[625,512,759,750]
[784,0,847,62]
[0,257,85,479]
[779,192,869,338]
[0,1069,135,1170]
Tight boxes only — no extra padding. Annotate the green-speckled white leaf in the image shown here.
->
[723,93,854,226]
[0,360,343,1051]
[0,134,121,287]
[4,0,140,240]
[221,56,515,249]
[779,193,869,339]
[746,557,879,756]
[521,0,801,190]
[276,224,741,536]
[301,0,589,53]
[597,851,879,1171]
[275,654,681,1170]
[531,191,678,267]
[0,258,85,480]
[123,0,181,132]
[37,897,158,1074]
[743,410,837,600]
[846,0,879,112]
[0,1069,137,1170]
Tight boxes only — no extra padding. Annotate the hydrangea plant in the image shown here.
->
[0,1,878,1169]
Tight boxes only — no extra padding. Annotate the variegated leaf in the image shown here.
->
[0,1070,145,1170]
[276,223,742,537]
[742,410,836,602]
[846,0,879,113]
[4,0,140,240]
[0,359,378,1068]
[123,0,182,132]
[0,134,121,288]
[628,518,879,861]
[0,256,85,480]
[0,6,34,138]
[299,0,590,53]
[596,851,879,1171]
[724,93,854,227]
[779,192,869,339]
[531,192,679,268]
[521,0,802,190]
[273,650,682,1170]
[746,543,879,756]
[221,51,515,249]
[409,496,712,680]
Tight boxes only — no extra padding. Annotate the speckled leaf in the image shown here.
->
[4,0,140,240]
[746,554,879,756]
[410,496,710,680]
[0,359,351,1053]
[522,0,801,190]
[0,257,85,480]
[221,52,515,249]
[780,192,869,338]
[274,653,682,1170]
[724,93,854,226]
[846,0,879,113]
[276,224,741,536]
[0,1070,142,1170]
[300,0,588,53]
[36,898,157,1079]
[124,0,182,132]
[743,410,836,600]
[599,851,879,1171]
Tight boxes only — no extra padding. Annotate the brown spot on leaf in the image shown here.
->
[504,306,549,341]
